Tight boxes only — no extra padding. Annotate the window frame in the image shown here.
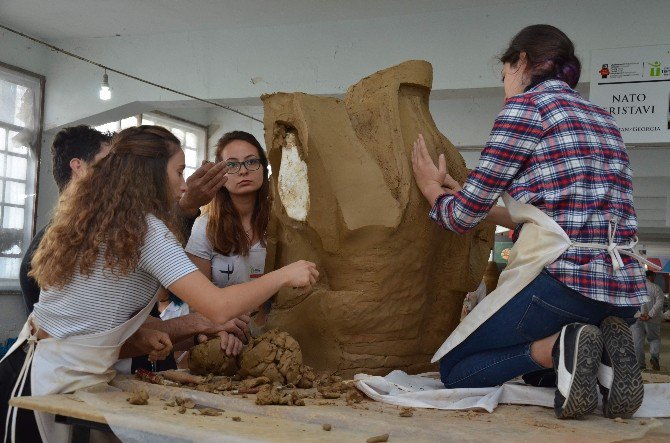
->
[140,111,208,176]
[95,111,209,176]
[0,61,45,294]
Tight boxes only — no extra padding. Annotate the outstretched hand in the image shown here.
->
[411,134,450,205]
[179,160,229,218]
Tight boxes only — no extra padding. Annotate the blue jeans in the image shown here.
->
[440,271,638,388]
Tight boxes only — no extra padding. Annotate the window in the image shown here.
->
[95,112,207,179]
[0,63,44,291]
[94,116,140,134]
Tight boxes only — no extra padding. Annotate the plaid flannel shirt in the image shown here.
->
[430,80,647,306]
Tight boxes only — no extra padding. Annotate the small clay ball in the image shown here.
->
[189,337,239,376]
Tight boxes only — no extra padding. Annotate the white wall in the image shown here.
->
[0,29,48,77]
[5,1,670,233]
[207,105,265,160]
[33,0,670,129]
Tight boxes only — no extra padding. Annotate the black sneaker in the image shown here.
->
[522,368,557,387]
[552,323,603,419]
[598,316,644,418]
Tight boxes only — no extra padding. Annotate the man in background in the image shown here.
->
[632,270,665,370]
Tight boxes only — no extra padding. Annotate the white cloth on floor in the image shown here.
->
[355,370,670,418]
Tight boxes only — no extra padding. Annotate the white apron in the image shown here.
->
[432,193,659,363]
[2,293,157,443]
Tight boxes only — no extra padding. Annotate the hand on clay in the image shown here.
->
[441,173,462,195]
[411,134,449,205]
[280,260,319,293]
[178,160,229,218]
[639,314,651,321]
[196,333,208,344]
[217,331,244,356]
[132,328,173,362]
[222,315,252,343]
[194,312,251,343]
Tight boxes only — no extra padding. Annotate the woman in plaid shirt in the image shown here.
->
[413,25,649,420]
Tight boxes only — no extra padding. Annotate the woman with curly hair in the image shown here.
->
[1,125,317,442]
[183,131,271,353]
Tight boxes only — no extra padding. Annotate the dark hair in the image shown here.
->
[205,131,269,256]
[500,24,581,90]
[646,270,656,279]
[51,125,113,192]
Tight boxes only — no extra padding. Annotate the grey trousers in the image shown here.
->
[631,320,661,367]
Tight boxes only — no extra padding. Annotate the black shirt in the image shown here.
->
[18,226,45,315]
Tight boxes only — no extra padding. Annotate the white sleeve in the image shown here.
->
[139,216,197,288]
[648,284,665,319]
[184,215,214,260]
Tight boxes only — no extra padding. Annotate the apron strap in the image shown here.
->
[4,327,38,443]
[571,219,661,273]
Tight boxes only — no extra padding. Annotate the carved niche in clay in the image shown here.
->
[262,60,494,377]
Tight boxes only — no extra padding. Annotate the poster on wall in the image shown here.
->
[590,45,670,144]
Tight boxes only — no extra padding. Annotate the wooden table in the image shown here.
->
[9,394,113,443]
[10,376,670,442]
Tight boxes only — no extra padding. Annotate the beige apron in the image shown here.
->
[2,293,157,443]
[432,193,659,363]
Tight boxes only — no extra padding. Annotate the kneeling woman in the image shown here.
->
[412,25,654,420]
[1,126,317,441]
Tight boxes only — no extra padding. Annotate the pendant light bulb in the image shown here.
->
[99,71,111,101]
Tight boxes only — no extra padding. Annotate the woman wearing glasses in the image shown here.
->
[184,131,270,355]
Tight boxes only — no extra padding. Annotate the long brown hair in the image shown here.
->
[30,125,182,289]
[205,131,269,256]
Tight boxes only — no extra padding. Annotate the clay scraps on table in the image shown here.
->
[255,385,305,406]
[126,389,149,405]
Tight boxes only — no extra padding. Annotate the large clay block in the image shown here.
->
[262,60,494,377]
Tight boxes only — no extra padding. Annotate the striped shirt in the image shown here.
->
[32,215,197,338]
[430,80,647,306]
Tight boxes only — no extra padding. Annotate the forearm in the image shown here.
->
[485,205,516,230]
[174,337,198,351]
[420,184,447,208]
[210,271,286,323]
[141,313,207,343]
[178,198,200,219]
[169,269,287,326]
[119,341,142,359]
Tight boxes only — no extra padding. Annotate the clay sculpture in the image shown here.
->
[261,60,494,377]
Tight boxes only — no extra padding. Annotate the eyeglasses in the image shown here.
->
[225,157,262,174]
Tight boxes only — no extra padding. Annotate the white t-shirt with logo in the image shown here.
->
[185,214,266,289]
